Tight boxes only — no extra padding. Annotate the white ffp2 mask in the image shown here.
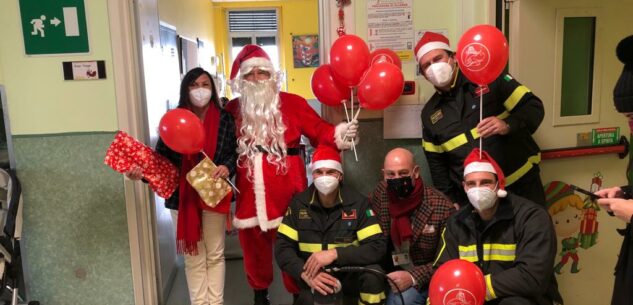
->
[314,176,339,195]
[425,61,454,88]
[189,88,212,107]
[466,186,497,211]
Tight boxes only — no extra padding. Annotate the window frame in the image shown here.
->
[552,8,602,126]
[226,8,281,70]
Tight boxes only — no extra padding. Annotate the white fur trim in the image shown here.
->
[334,122,358,150]
[232,216,284,230]
[416,41,452,61]
[311,160,343,173]
[497,189,507,198]
[240,57,274,76]
[253,153,270,231]
[464,162,496,176]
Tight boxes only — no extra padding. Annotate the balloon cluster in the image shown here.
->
[311,35,404,111]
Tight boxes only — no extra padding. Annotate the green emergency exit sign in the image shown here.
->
[19,0,89,55]
[591,127,620,146]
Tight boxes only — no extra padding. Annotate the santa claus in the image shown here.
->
[225,44,357,305]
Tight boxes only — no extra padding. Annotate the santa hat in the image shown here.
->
[230,44,275,80]
[310,145,343,173]
[414,32,452,62]
[463,148,507,197]
[614,35,633,113]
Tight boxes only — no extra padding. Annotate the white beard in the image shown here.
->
[234,78,288,177]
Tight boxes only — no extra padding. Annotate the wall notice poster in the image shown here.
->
[366,0,414,60]
[292,35,320,68]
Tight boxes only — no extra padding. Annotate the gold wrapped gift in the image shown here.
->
[186,157,232,208]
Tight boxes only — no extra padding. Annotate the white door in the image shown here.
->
[508,1,632,304]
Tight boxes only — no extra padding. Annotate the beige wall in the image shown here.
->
[0,1,118,135]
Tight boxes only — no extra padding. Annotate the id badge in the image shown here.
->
[391,252,411,266]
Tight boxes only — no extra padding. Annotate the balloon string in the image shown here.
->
[479,86,483,159]
[350,88,358,162]
[343,99,351,122]
[342,99,350,142]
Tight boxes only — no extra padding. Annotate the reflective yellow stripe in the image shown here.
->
[423,107,519,155]
[506,153,541,186]
[422,140,444,153]
[357,224,382,241]
[277,223,298,241]
[327,241,359,249]
[497,111,510,120]
[459,244,516,262]
[486,254,515,261]
[503,85,530,112]
[459,245,477,252]
[359,291,386,304]
[433,228,447,266]
[442,133,468,152]
[459,256,478,262]
[485,274,497,300]
[298,243,322,253]
[486,244,516,250]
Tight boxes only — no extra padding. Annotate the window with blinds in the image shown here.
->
[227,9,280,71]
[228,10,277,32]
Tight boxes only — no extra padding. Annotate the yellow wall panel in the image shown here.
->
[213,0,318,98]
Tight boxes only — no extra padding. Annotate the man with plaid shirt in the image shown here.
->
[369,148,455,305]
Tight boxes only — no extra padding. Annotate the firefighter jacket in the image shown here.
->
[421,70,544,205]
[275,184,387,282]
[433,194,562,305]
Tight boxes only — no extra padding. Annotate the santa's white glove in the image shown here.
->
[334,120,359,150]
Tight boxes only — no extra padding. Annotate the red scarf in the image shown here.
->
[388,177,424,248]
[176,105,220,255]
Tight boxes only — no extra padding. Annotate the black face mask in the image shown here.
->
[386,176,414,198]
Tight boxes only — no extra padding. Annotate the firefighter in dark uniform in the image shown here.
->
[275,145,387,305]
[414,32,545,206]
[434,149,562,305]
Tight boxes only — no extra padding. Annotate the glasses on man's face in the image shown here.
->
[464,179,496,189]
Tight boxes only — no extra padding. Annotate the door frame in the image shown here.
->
[107,1,159,305]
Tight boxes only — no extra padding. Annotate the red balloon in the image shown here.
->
[428,259,486,305]
[456,24,509,85]
[159,109,205,154]
[330,35,371,87]
[370,48,402,69]
[357,62,404,110]
[311,64,351,106]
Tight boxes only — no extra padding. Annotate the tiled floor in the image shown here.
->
[165,255,293,305]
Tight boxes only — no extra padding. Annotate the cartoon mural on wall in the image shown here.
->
[544,173,603,275]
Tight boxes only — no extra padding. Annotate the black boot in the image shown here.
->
[254,289,270,305]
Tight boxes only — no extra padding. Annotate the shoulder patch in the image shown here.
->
[298,209,311,219]
[504,74,513,82]
[430,109,443,125]
[366,209,375,217]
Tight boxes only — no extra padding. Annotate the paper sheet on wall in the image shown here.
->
[383,104,425,139]
[366,0,414,60]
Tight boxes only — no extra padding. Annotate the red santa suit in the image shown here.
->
[225,45,352,296]
[226,92,339,231]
